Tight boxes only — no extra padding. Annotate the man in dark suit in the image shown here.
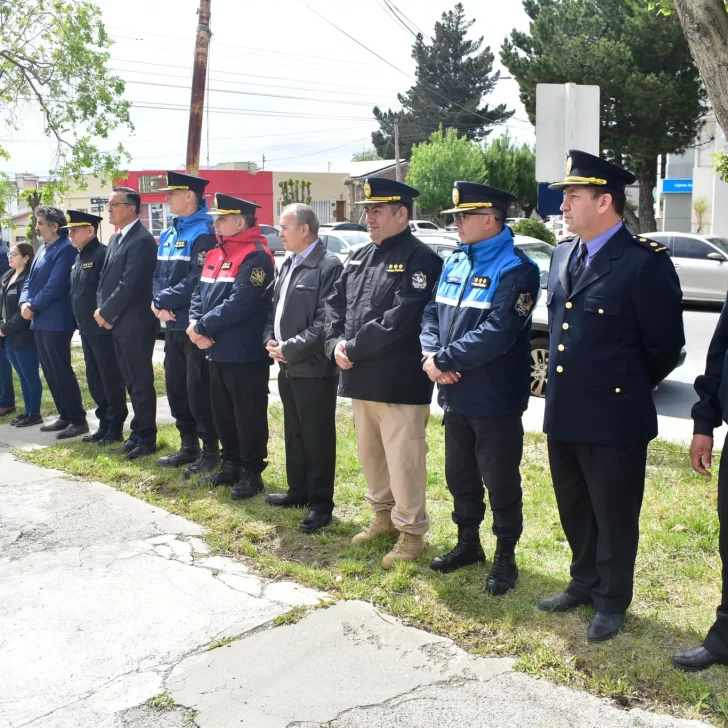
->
[263,203,343,533]
[66,210,127,444]
[95,187,158,460]
[0,234,16,416]
[538,151,685,642]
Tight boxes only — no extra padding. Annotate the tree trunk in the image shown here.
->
[674,0,728,135]
[638,158,657,233]
[623,206,640,234]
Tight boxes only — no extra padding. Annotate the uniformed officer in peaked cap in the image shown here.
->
[421,182,540,594]
[324,177,443,568]
[153,171,219,478]
[187,193,275,501]
[65,210,127,444]
[538,150,685,641]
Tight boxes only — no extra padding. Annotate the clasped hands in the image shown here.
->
[423,352,461,385]
[186,320,214,350]
[266,340,288,364]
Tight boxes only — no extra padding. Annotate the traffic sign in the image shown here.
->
[661,179,693,194]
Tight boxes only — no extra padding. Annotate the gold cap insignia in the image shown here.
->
[66,213,72,224]
[566,156,573,175]
[452,186,460,206]
[363,182,372,199]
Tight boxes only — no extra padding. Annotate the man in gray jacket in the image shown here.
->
[264,204,343,533]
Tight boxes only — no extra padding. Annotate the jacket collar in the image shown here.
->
[173,202,213,232]
[377,226,413,252]
[459,226,515,262]
[78,238,101,259]
[218,224,266,249]
[299,239,326,268]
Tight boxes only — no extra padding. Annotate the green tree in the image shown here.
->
[20,185,57,249]
[351,147,383,163]
[482,133,538,215]
[501,0,706,232]
[0,0,132,219]
[372,3,512,159]
[511,219,556,245]
[279,179,312,206]
[406,127,486,225]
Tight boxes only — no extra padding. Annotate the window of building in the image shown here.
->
[139,202,173,238]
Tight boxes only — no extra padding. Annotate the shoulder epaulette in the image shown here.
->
[560,235,577,245]
[632,234,668,253]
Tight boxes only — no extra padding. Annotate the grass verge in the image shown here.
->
[21,404,728,725]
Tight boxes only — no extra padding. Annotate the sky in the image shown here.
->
[2,0,534,177]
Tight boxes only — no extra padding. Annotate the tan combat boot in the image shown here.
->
[351,510,399,545]
[381,532,425,569]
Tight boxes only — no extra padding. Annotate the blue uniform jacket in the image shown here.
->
[189,225,275,364]
[544,225,685,446]
[421,226,540,417]
[153,203,217,330]
[20,235,78,332]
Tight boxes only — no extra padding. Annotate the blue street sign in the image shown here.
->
[537,183,564,216]
[662,179,693,194]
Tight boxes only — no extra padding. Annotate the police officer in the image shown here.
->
[672,308,728,671]
[421,183,540,595]
[187,194,275,500]
[324,178,442,569]
[539,150,685,642]
[65,210,127,443]
[153,172,219,478]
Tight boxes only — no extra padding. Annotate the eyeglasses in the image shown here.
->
[453,211,496,221]
[7,251,19,257]
[107,202,134,210]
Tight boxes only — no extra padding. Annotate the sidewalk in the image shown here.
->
[0,411,711,727]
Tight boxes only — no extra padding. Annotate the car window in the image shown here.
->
[339,232,371,245]
[673,236,713,260]
[326,236,344,253]
[259,224,277,235]
[417,222,437,230]
[706,236,728,256]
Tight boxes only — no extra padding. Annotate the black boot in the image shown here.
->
[430,525,486,573]
[183,442,221,480]
[231,471,264,500]
[199,459,239,488]
[156,433,200,468]
[485,540,518,595]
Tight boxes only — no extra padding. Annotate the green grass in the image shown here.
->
[0,345,165,422]
[20,404,728,725]
[145,693,176,711]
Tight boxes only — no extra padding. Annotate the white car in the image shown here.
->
[319,230,372,262]
[409,220,445,234]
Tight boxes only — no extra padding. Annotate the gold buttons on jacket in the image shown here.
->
[562,323,569,330]
[558,344,565,351]
[599,308,605,314]
[557,366,564,373]
[565,302,573,309]
[615,388,622,394]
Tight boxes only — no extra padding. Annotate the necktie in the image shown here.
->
[569,243,588,293]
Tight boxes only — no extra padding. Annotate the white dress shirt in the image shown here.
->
[274,239,319,342]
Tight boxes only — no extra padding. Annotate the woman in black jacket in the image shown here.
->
[0,243,42,426]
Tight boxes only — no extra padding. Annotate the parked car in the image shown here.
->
[409,220,445,234]
[319,222,367,232]
[320,230,372,262]
[643,232,728,304]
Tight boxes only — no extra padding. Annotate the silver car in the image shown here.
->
[648,232,728,304]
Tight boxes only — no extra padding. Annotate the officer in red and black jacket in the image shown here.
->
[187,194,275,500]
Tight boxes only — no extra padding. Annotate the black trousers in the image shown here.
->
[547,438,647,615]
[112,325,157,445]
[444,412,524,542]
[164,330,217,443]
[704,433,728,659]
[35,330,86,425]
[209,360,269,473]
[81,334,128,434]
[278,370,338,514]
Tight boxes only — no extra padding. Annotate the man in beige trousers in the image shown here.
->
[324,177,442,568]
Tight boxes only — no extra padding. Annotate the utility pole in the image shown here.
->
[394,119,402,182]
[186,0,212,175]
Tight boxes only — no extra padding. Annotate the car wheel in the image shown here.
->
[530,337,549,398]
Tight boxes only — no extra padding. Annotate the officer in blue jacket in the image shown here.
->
[421,182,540,595]
[153,172,219,477]
[188,194,275,501]
[19,206,89,439]
[538,151,685,643]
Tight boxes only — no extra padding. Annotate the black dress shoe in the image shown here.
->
[40,418,70,433]
[538,591,592,613]
[10,414,27,426]
[16,414,43,428]
[231,471,264,500]
[266,492,308,508]
[57,422,90,440]
[672,645,728,672]
[100,431,123,445]
[82,429,107,443]
[587,612,625,643]
[120,438,138,454]
[126,442,157,461]
[299,511,332,533]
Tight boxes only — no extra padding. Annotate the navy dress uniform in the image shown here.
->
[154,172,219,476]
[421,183,540,594]
[65,211,128,443]
[189,194,275,500]
[324,178,443,568]
[540,151,685,640]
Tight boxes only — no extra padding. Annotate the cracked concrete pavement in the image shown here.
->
[0,429,713,728]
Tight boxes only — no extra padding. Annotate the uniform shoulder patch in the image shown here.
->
[250,267,267,287]
[411,271,427,290]
[197,250,207,266]
[632,235,668,253]
[515,292,534,317]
